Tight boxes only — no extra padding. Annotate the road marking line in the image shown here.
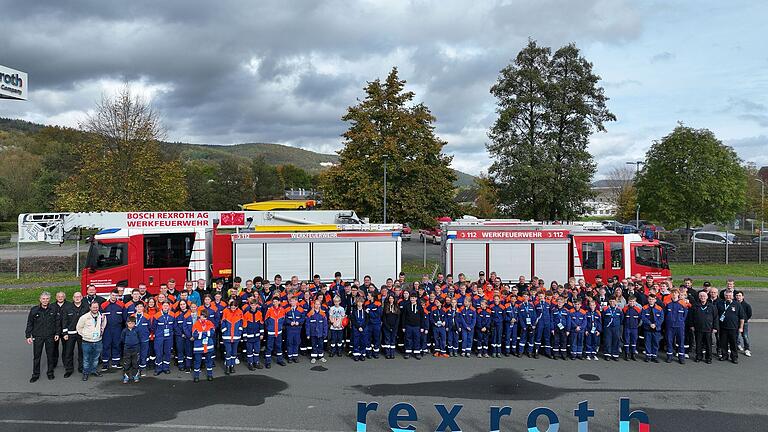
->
[0,419,346,432]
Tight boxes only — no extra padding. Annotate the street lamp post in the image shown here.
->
[626,161,644,229]
[383,154,389,224]
[757,179,765,264]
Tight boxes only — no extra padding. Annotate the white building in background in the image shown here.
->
[582,179,629,217]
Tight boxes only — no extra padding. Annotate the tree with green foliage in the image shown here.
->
[184,160,218,210]
[251,156,284,201]
[278,164,313,190]
[488,40,615,220]
[636,125,746,228]
[320,67,456,226]
[55,86,188,211]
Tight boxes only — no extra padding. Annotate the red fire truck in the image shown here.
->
[441,218,670,284]
[18,210,402,295]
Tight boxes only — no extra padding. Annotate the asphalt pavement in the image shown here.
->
[0,312,765,432]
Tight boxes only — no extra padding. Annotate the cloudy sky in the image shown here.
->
[1,0,766,177]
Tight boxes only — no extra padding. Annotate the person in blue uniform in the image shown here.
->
[516,293,536,357]
[641,294,664,363]
[490,295,505,358]
[430,298,448,357]
[569,305,586,360]
[445,298,462,357]
[533,293,552,359]
[351,297,369,361]
[602,298,623,361]
[665,289,688,364]
[584,300,602,360]
[622,296,642,361]
[475,299,492,358]
[285,297,306,363]
[551,297,571,360]
[459,296,476,357]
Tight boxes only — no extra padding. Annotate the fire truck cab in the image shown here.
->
[441,218,670,285]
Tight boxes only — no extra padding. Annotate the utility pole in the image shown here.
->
[757,178,765,264]
[383,154,389,224]
[626,161,645,229]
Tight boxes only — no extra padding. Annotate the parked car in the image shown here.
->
[419,226,442,244]
[627,219,659,231]
[658,240,678,253]
[752,235,768,244]
[692,231,737,245]
[401,223,412,241]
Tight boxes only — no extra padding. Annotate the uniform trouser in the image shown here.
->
[353,328,368,357]
[518,325,534,353]
[63,334,83,373]
[585,332,600,357]
[154,337,173,372]
[534,325,551,355]
[138,340,149,369]
[623,327,639,353]
[570,332,585,357]
[405,326,420,355]
[382,327,396,356]
[695,331,713,361]
[300,327,310,355]
[447,330,460,354]
[461,328,474,354]
[604,326,620,358]
[122,348,139,378]
[82,341,102,375]
[51,337,62,368]
[310,336,324,358]
[739,323,750,350]
[433,328,447,353]
[175,335,189,368]
[420,328,429,354]
[644,331,660,358]
[665,327,685,358]
[719,329,739,360]
[553,329,568,356]
[330,329,344,355]
[245,338,261,364]
[223,340,239,367]
[368,324,382,356]
[476,330,489,353]
[286,330,301,359]
[102,327,122,366]
[504,324,518,354]
[148,338,156,365]
[193,351,214,378]
[491,325,503,354]
[32,336,55,377]
[685,327,694,353]
[265,333,283,365]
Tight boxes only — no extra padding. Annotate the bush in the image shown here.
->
[0,222,16,232]
[0,234,9,244]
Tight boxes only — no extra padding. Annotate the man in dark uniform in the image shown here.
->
[716,290,745,364]
[688,290,718,363]
[62,291,89,377]
[83,284,105,309]
[25,292,61,382]
[50,291,69,369]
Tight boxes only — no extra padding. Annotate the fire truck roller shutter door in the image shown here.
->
[266,243,311,281]
[357,241,397,286]
[488,242,531,282]
[234,243,265,282]
[452,243,487,283]
[312,242,355,281]
[533,241,569,286]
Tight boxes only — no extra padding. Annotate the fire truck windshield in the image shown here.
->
[634,245,669,269]
[86,241,127,270]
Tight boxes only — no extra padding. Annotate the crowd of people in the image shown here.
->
[24,270,753,383]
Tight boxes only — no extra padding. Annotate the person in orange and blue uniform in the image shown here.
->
[151,301,174,375]
[100,289,125,370]
[475,299,492,358]
[173,301,193,372]
[220,300,244,374]
[351,297,369,361]
[504,294,518,357]
[584,299,602,360]
[516,292,536,357]
[569,306,586,360]
[664,288,688,364]
[264,297,287,368]
[242,299,264,370]
[533,292,552,359]
[602,298,623,361]
[306,299,329,363]
[285,296,306,363]
[490,295,505,358]
[457,295,475,357]
[622,296,643,361]
[641,294,664,363]
[365,293,383,359]
[445,298,462,357]
[430,298,448,357]
[191,309,215,382]
[551,297,571,360]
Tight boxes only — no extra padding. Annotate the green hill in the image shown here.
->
[1,117,477,185]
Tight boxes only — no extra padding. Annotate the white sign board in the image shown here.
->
[0,64,27,100]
